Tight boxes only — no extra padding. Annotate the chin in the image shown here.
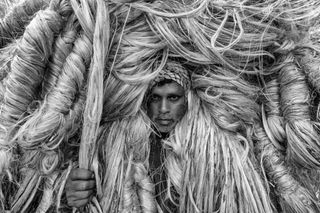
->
[157,126,174,134]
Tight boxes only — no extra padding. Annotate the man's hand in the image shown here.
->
[65,168,96,208]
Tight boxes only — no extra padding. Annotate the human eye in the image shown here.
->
[168,95,181,102]
[149,95,160,102]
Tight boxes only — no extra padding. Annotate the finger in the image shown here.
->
[70,180,96,191]
[67,197,92,208]
[69,169,94,180]
[66,189,95,201]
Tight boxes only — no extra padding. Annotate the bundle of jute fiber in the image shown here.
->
[288,34,320,207]
[1,0,320,212]
[256,79,319,212]
[6,0,109,211]
[40,14,80,98]
[254,123,320,213]
[0,0,106,211]
[77,0,110,211]
[13,28,90,151]
[0,1,75,210]
[295,50,320,192]
[277,54,320,169]
[0,0,54,48]
[255,31,320,211]
[0,0,79,211]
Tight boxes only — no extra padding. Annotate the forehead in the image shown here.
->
[150,81,185,95]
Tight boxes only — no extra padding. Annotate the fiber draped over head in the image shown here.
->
[1,0,320,212]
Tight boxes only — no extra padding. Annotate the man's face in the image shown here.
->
[147,81,187,134]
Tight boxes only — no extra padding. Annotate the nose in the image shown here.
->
[159,99,170,114]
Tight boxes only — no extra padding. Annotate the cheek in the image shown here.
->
[147,104,158,120]
[173,103,187,120]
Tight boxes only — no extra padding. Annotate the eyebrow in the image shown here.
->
[151,91,184,96]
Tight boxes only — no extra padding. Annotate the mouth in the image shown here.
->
[156,119,173,126]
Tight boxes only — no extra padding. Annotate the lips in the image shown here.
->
[156,119,173,125]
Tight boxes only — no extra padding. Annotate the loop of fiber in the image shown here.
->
[41,14,80,97]
[40,150,60,175]
[12,31,91,151]
[0,0,50,48]
[278,55,320,168]
[1,8,63,142]
[255,124,320,213]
